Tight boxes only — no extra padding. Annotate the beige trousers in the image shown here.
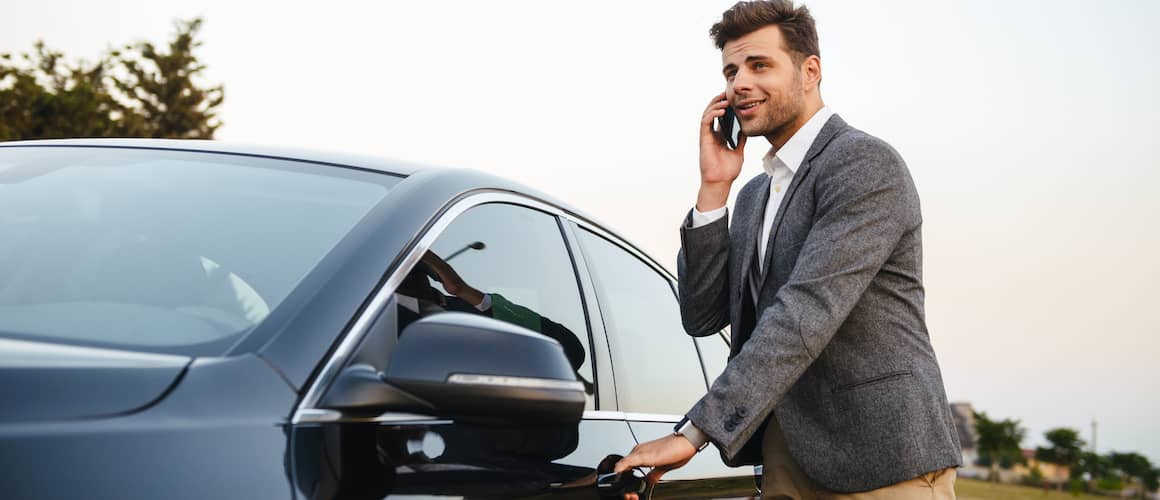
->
[760,417,957,500]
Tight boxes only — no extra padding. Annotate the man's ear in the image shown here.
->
[801,54,822,89]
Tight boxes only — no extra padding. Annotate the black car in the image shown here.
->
[0,140,758,499]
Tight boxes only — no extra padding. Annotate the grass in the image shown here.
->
[956,478,1108,500]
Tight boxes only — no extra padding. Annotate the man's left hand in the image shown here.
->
[614,433,697,485]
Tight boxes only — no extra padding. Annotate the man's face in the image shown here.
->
[721,25,807,138]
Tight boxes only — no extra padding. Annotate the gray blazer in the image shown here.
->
[678,114,962,493]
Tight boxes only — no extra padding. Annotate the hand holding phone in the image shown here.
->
[697,93,746,211]
[714,105,740,150]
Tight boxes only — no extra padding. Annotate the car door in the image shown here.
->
[289,198,637,499]
[571,224,759,499]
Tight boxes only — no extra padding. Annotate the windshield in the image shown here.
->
[0,146,399,356]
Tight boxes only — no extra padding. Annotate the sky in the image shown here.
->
[3,0,1159,463]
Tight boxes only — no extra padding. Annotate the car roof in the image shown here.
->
[0,137,669,275]
[0,138,426,176]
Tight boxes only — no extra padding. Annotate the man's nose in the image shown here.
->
[731,69,754,97]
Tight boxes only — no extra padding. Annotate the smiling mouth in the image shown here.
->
[737,100,765,110]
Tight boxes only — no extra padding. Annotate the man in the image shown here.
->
[614,1,962,498]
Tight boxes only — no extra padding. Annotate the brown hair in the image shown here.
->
[710,1,819,64]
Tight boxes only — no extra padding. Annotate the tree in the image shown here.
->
[1035,427,1084,490]
[0,17,222,140]
[108,18,223,138]
[1108,452,1155,499]
[973,411,1026,481]
[0,42,120,139]
[1075,451,1112,480]
[1142,468,1159,495]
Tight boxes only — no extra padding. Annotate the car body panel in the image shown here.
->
[291,416,637,498]
[0,338,190,422]
[0,354,295,499]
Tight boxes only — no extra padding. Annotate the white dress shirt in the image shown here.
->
[691,106,834,273]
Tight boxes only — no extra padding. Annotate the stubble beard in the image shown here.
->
[742,78,806,141]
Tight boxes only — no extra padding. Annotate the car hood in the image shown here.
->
[0,338,190,422]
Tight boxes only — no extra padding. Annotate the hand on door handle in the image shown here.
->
[596,454,647,499]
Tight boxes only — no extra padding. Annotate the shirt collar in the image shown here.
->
[762,106,834,177]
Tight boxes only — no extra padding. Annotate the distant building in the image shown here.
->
[949,402,1083,485]
[1011,448,1069,486]
[950,402,988,479]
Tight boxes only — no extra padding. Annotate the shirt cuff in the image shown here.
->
[474,293,492,312]
[690,206,727,228]
[675,416,710,451]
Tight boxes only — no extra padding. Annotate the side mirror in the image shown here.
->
[322,312,585,425]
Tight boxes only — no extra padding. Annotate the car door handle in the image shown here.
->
[596,454,647,498]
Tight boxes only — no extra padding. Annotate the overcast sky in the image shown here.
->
[4,0,1158,462]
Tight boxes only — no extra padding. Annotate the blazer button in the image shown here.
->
[736,407,748,418]
[724,420,737,432]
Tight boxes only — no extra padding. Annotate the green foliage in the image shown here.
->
[1144,468,1159,492]
[0,18,222,140]
[1096,474,1124,491]
[1022,466,1045,486]
[974,411,1026,475]
[0,43,120,139]
[108,18,223,138]
[1036,428,1085,473]
[1074,451,1111,480]
[1108,452,1153,479]
[1107,451,1155,495]
[1067,478,1085,495]
[999,453,1026,469]
[961,409,1158,495]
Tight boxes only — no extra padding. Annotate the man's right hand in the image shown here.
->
[421,251,485,307]
[697,92,747,212]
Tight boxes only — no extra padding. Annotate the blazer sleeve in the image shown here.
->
[686,135,921,460]
[676,209,731,337]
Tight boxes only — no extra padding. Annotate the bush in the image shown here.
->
[1067,478,1084,495]
[1022,467,1044,487]
[1096,475,1123,491]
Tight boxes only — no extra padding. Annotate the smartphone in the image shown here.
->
[714,104,741,150]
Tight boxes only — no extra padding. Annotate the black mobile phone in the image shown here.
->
[715,105,740,150]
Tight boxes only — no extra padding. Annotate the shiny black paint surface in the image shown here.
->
[292,418,636,499]
[0,354,296,500]
[0,141,752,499]
[0,340,190,422]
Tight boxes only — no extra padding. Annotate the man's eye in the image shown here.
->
[754,62,768,69]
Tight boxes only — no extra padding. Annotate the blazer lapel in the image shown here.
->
[757,114,848,285]
[735,175,770,300]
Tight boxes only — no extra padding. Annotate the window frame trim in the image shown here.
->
[569,223,711,417]
[291,190,663,424]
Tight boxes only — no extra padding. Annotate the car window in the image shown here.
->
[0,146,397,356]
[575,228,705,415]
[392,203,596,409]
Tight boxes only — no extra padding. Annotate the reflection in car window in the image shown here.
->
[696,332,730,386]
[393,203,596,409]
[576,228,705,415]
[0,147,397,356]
